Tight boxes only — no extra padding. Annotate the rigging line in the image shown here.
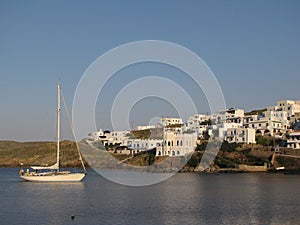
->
[61,89,87,174]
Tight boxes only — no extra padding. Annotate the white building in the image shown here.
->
[287,131,300,149]
[156,131,197,157]
[88,129,111,142]
[88,129,131,146]
[263,110,289,129]
[187,114,211,127]
[248,119,284,136]
[290,112,300,123]
[225,128,256,144]
[136,125,156,130]
[267,100,300,118]
[110,130,131,145]
[159,117,183,127]
[185,114,211,139]
[243,115,259,128]
[215,108,244,124]
[127,139,162,153]
[264,100,296,129]
[207,122,241,141]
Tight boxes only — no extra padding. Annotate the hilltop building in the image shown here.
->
[136,125,156,130]
[158,117,183,127]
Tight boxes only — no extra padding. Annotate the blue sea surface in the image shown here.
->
[0,168,299,225]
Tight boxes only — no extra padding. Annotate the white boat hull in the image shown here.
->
[20,173,85,182]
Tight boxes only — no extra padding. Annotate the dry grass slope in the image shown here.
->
[0,140,83,167]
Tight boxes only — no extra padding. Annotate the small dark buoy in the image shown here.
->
[71,214,75,220]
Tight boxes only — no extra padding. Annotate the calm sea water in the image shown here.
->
[0,168,299,225]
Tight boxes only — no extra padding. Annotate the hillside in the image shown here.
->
[0,140,83,167]
[131,128,163,139]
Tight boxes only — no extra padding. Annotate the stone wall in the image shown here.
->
[238,164,267,172]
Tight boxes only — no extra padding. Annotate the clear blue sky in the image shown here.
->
[0,0,299,141]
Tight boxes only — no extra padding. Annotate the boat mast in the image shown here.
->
[57,83,61,171]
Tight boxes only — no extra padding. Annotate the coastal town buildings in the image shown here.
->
[88,99,300,152]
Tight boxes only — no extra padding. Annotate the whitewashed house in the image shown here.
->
[206,122,241,141]
[214,108,244,124]
[287,131,300,149]
[127,139,162,154]
[243,115,259,128]
[158,117,183,127]
[110,130,131,145]
[185,114,211,139]
[275,100,300,118]
[248,118,284,136]
[225,128,256,144]
[88,129,131,146]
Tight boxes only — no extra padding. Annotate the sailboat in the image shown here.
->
[19,83,86,182]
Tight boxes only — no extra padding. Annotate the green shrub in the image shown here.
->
[220,141,241,152]
[256,137,272,146]
[196,142,208,151]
